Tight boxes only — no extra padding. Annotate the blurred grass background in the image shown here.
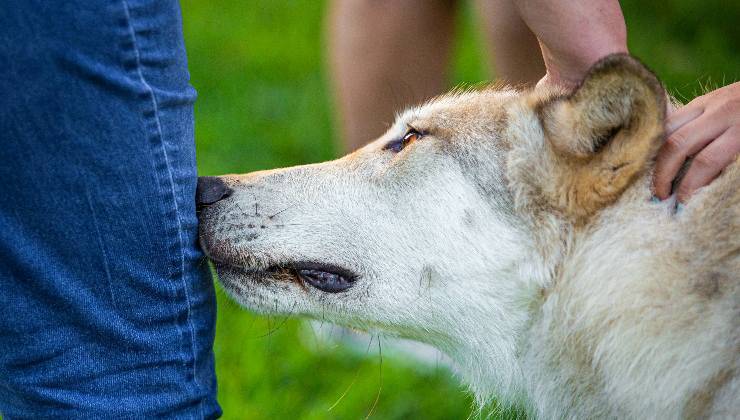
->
[181,1,739,418]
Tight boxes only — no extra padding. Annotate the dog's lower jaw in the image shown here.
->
[449,336,528,410]
[437,284,542,411]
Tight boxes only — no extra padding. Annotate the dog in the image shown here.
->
[197,54,739,419]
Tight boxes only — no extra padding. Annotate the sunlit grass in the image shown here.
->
[181,0,738,417]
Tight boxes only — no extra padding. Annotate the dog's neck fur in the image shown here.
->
[451,162,737,419]
[448,174,677,417]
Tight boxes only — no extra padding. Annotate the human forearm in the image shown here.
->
[513,0,628,88]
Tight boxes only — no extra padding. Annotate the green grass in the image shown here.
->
[181,1,739,418]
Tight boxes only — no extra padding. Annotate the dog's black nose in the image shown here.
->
[196,176,233,206]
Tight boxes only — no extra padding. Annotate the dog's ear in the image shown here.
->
[538,53,666,221]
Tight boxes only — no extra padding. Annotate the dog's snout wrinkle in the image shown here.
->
[197,176,234,207]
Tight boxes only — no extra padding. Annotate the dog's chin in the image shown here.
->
[211,263,299,314]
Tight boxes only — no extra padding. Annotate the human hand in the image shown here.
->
[515,0,628,91]
[653,82,740,203]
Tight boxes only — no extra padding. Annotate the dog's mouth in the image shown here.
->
[213,260,358,294]
[291,262,358,293]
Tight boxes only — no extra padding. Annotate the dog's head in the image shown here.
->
[198,54,665,393]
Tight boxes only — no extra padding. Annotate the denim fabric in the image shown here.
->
[0,1,220,417]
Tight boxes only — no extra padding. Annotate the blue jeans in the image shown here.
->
[0,1,220,417]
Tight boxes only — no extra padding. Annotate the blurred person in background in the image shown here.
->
[329,0,545,151]
[328,0,739,203]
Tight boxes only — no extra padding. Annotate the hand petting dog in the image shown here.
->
[654,82,740,203]
[513,0,738,205]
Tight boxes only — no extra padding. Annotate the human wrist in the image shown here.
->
[539,40,628,90]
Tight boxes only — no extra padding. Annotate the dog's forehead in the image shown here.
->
[391,87,524,215]
[394,87,520,134]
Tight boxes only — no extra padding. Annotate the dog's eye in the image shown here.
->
[384,128,424,153]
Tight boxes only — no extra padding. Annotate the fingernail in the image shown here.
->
[675,203,685,214]
[650,195,660,203]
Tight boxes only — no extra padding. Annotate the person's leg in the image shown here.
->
[475,0,545,86]
[0,0,219,417]
[328,0,457,151]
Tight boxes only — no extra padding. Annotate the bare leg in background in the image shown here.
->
[328,0,457,152]
[475,0,545,87]
[328,0,545,150]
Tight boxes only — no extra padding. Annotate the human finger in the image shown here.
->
[665,102,704,135]
[676,126,740,202]
[653,113,727,199]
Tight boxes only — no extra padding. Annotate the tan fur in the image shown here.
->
[537,54,667,223]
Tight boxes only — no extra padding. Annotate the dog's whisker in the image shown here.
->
[306,320,323,352]
[268,203,297,219]
[364,334,383,420]
[234,202,252,220]
[327,334,376,412]
[251,301,297,339]
[262,313,273,359]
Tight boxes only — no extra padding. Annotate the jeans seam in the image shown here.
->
[120,1,202,418]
